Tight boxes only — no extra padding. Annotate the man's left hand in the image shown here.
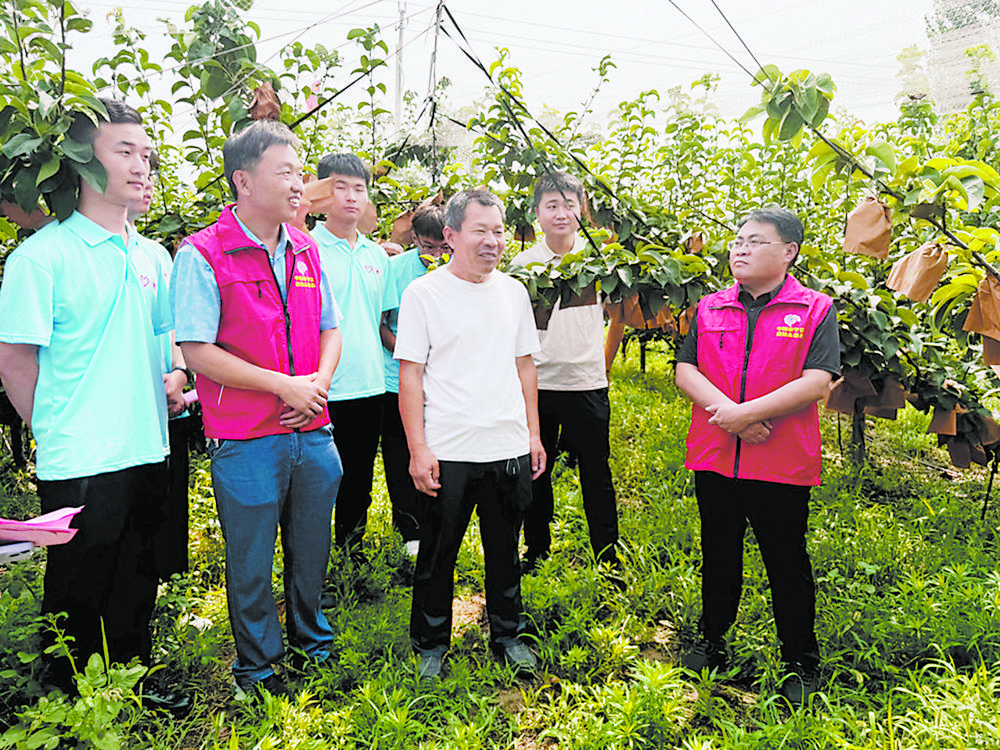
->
[529,436,546,480]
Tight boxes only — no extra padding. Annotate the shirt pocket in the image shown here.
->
[698,320,741,352]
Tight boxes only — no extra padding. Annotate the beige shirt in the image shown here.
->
[510,236,608,392]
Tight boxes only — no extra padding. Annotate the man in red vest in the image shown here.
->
[675,206,840,705]
[170,120,343,699]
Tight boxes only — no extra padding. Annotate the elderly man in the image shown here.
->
[394,189,545,681]
[674,205,840,705]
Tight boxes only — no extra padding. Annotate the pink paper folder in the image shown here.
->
[0,506,82,546]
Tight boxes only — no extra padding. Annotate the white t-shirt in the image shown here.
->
[510,236,608,391]
[394,266,540,462]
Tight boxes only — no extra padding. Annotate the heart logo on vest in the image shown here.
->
[783,313,802,326]
[296,260,308,274]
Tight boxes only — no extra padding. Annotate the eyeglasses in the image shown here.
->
[416,239,449,252]
[726,238,788,252]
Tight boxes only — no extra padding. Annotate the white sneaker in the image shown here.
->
[404,540,420,558]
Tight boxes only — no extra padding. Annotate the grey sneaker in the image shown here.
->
[496,641,538,676]
[680,639,727,672]
[416,648,445,681]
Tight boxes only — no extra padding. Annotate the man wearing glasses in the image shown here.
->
[674,206,840,705]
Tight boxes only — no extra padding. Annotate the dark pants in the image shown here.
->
[523,388,618,563]
[154,417,190,579]
[410,456,531,652]
[329,395,384,552]
[695,470,819,665]
[39,462,167,673]
[380,392,424,542]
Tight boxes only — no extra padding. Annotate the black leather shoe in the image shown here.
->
[254,673,293,699]
[780,660,820,705]
[142,688,192,717]
[680,639,727,672]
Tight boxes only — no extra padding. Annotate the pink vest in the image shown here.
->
[684,275,833,486]
[185,206,330,439]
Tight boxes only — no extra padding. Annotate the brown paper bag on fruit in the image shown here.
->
[946,437,972,469]
[249,82,281,121]
[863,376,906,419]
[886,241,949,303]
[617,294,671,330]
[825,368,876,414]
[963,275,1000,364]
[844,197,892,259]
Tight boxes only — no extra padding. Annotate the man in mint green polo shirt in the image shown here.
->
[312,153,398,558]
[0,99,171,688]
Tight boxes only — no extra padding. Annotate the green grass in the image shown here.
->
[3,344,1000,747]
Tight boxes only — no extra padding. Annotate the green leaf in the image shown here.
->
[59,138,93,163]
[866,140,896,172]
[35,152,60,185]
[2,133,42,158]
[74,156,108,194]
[777,108,804,141]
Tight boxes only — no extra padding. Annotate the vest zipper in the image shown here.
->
[266,253,299,430]
[733,305,756,478]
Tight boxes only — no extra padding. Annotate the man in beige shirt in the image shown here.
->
[510,172,618,573]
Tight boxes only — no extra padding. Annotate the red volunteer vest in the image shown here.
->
[185,205,330,439]
[684,275,833,486]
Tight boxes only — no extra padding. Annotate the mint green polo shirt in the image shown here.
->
[313,223,398,400]
[0,212,172,480]
[382,248,430,394]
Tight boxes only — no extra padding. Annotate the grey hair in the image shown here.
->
[444,189,504,231]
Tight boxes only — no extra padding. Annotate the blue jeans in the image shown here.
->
[208,426,342,689]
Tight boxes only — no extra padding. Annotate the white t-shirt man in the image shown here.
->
[393,267,539,462]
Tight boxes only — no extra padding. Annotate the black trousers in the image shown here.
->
[410,456,531,652]
[39,461,167,672]
[380,392,424,542]
[522,388,618,563]
[154,417,189,579]
[329,395,384,552]
[695,470,819,664]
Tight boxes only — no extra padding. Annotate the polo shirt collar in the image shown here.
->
[63,210,131,249]
[538,234,585,261]
[315,222,366,250]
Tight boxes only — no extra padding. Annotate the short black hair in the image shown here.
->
[316,153,371,185]
[736,205,804,246]
[67,98,143,145]
[532,171,585,209]
[223,120,300,200]
[444,189,504,231]
[411,205,445,241]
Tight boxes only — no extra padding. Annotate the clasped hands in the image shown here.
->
[278,372,329,428]
[705,401,772,445]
